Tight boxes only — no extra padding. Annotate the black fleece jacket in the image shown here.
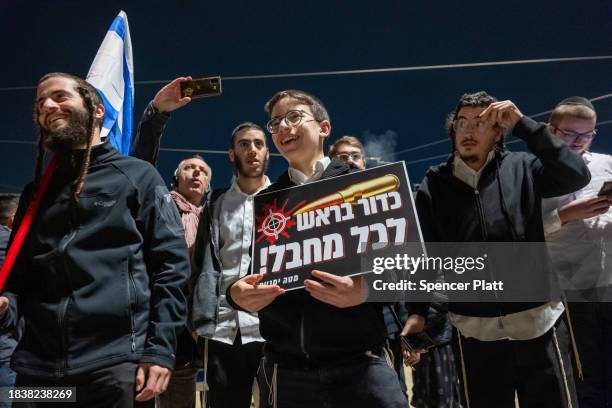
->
[1,141,190,377]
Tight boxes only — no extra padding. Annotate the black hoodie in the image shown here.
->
[416,117,590,317]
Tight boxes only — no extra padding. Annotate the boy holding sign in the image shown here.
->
[227,90,427,408]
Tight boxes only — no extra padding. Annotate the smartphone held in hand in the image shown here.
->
[598,181,612,197]
[401,331,435,353]
[180,76,222,99]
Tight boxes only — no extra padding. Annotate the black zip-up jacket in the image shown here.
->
[132,101,200,368]
[416,117,590,317]
[0,141,190,377]
[228,158,428,365]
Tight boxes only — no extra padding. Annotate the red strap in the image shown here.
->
[0,156,58,292]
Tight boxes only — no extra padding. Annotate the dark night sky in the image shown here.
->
[1,0,612,193]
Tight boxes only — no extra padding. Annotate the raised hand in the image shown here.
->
[152,76,193,113]
[478,100,524,130]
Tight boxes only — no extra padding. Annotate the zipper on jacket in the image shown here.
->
[56,227,78,377]
[475,190,503,315]
[299,311,309,360]
[474,190,488,240]
[127,260,138,352]
[56,296,70,377]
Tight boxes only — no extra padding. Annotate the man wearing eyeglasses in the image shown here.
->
[328,135,367,169]
[543,97,612,408]
[415,91,590,407]
[226,90,428,408]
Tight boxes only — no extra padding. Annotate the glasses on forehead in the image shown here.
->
[266,110,315,134]
[336,152,364,162]
[452,117,494,134]
[553,127,597,144]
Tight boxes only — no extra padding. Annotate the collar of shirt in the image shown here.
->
[582,150,593,166]
[288,156,331,185]
[228,176,271,197]
[452,151,495,189]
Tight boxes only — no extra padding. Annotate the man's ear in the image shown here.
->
[319,120,331,140]
[95,103,105,121]
[229,149,235,162]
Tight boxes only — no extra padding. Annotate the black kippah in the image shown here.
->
[556,96,595,111]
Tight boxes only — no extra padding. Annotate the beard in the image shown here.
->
[42,108,90,151]
[458,153,479,164]
[234,154,269,178]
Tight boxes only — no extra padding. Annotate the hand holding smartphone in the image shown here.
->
[400,331,435,367]
[180,76,222,99]
[598,181,612,197]
[401,331,436,353]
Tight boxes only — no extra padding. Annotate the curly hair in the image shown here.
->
[446,91,505,152]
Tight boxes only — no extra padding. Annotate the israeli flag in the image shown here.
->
[86,11,134,154]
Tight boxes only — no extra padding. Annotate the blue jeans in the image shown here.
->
[258,349,407,408]
[0,360,16,408]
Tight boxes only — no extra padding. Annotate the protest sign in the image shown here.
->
[252,162,425,290]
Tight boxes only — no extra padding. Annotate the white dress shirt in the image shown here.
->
[212,176,271,345]
[543,151,612,290]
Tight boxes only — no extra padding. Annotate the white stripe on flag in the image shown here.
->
[86,11,134,154]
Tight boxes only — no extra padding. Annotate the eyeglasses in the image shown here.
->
[336,152,364,162]
[553,127,597,144]
[266,110,315,134]
[452,118,495,134]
